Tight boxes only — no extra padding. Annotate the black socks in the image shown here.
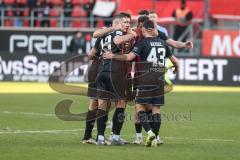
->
[83,109,97,140]
[112,108,125,135]
[96,109,108,136]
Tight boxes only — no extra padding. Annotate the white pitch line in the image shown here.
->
[120,135,235,143]
[162,136,235,142]
[0,126,112,135]
[0,111,236,143]
[0,129,85,134]
[0,111,55,117]
[0,129,235,143]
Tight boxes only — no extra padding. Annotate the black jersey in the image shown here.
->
[99,29,126,73]
[132,36,172,67]
[88,37,102,82]
[157,30,168,41]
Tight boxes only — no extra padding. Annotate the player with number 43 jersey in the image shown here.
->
[103,19,179,147]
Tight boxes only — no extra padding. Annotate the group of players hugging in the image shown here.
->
[82,10,193,147]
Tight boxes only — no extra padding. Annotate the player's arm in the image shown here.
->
[93,26,116,38]
[166,38,193,49]
[164,41,179,73]
[88,47,98,60]
[168,55,179,74]
[113,30,136,45]
[103,51,136,61]
[157,30,193,49]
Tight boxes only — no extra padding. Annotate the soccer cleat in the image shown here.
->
[145,131,156,147]
[120,138,130,144]
[82,138,97,145]
[132,137,143,145]
[156,136,164,145]
[97,139,107,146]
[151,139,158,147]
[109,134,129,144]
[110,138,124,145]
[108,134,113,142]
[104,140,112,146]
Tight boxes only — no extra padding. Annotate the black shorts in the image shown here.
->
[136,96,164,106]
[135,86,164,106]
[97,72,127,100]
[87,81,98,99]
[87,60,102,99]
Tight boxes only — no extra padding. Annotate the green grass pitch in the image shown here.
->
[0,92,240,160]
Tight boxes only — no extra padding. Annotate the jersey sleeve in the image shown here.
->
[157,30,168,41]
[132,41,143,56]
[93,37,102,51]
[113,29,124,37]
[164,42,173,58]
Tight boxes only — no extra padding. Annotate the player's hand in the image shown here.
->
[184,41,193,49]
[129,30,137,38]
[103,51,114,59]
[173,65,179,74]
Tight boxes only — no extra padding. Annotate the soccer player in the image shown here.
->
[138,10,149,17]
[132,13,193,145]
[95,14,136,145]
[149,11,168,36]
[103,20,179,147]
[82,37,112,145]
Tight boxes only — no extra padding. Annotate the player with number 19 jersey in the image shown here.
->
[97,29,128,100]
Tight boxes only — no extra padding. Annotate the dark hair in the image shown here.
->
[149,11,158,15]
[138,15,149,24]
[113,14,125,21]
[143,20,155,30]
[138,10,149,16]
[119,12,131,20]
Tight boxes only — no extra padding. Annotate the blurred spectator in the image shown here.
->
[27,0,38,27]
[39,0,51,27]
[63,0,73,27]
[138,10,149,17]
[13,0,25,27]
[172,0,193,41]
[92,0,119,27]
[83,0,96,27]
[69,31,86,54]
[149,11,168,36]
[0,0,7,26]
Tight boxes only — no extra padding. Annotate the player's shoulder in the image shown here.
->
[112,29,124,36]
[135,37,147,46]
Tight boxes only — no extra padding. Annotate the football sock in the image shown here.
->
[136,133,142,138]
[112,134,120,141]
[83,109,97,140]
[135,122,142,134]
[138,111,151,132]
[152,113,161,136]
[98,135,105,141]
[112,108,125,135]
[96,109,108,137]
[147,110,153,129]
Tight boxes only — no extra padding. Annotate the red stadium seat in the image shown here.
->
[4,9,14,27]
[23,8,30,27]
[21,0,27,5]
[71,6,88,28]
[81,0,91,4]
[96,19,105,28]
[3,0,15,5]
[72,0,81,5]
[51,0,63,6]
[50,8,61,27]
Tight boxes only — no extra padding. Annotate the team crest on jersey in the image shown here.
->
[116,31,123,36]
